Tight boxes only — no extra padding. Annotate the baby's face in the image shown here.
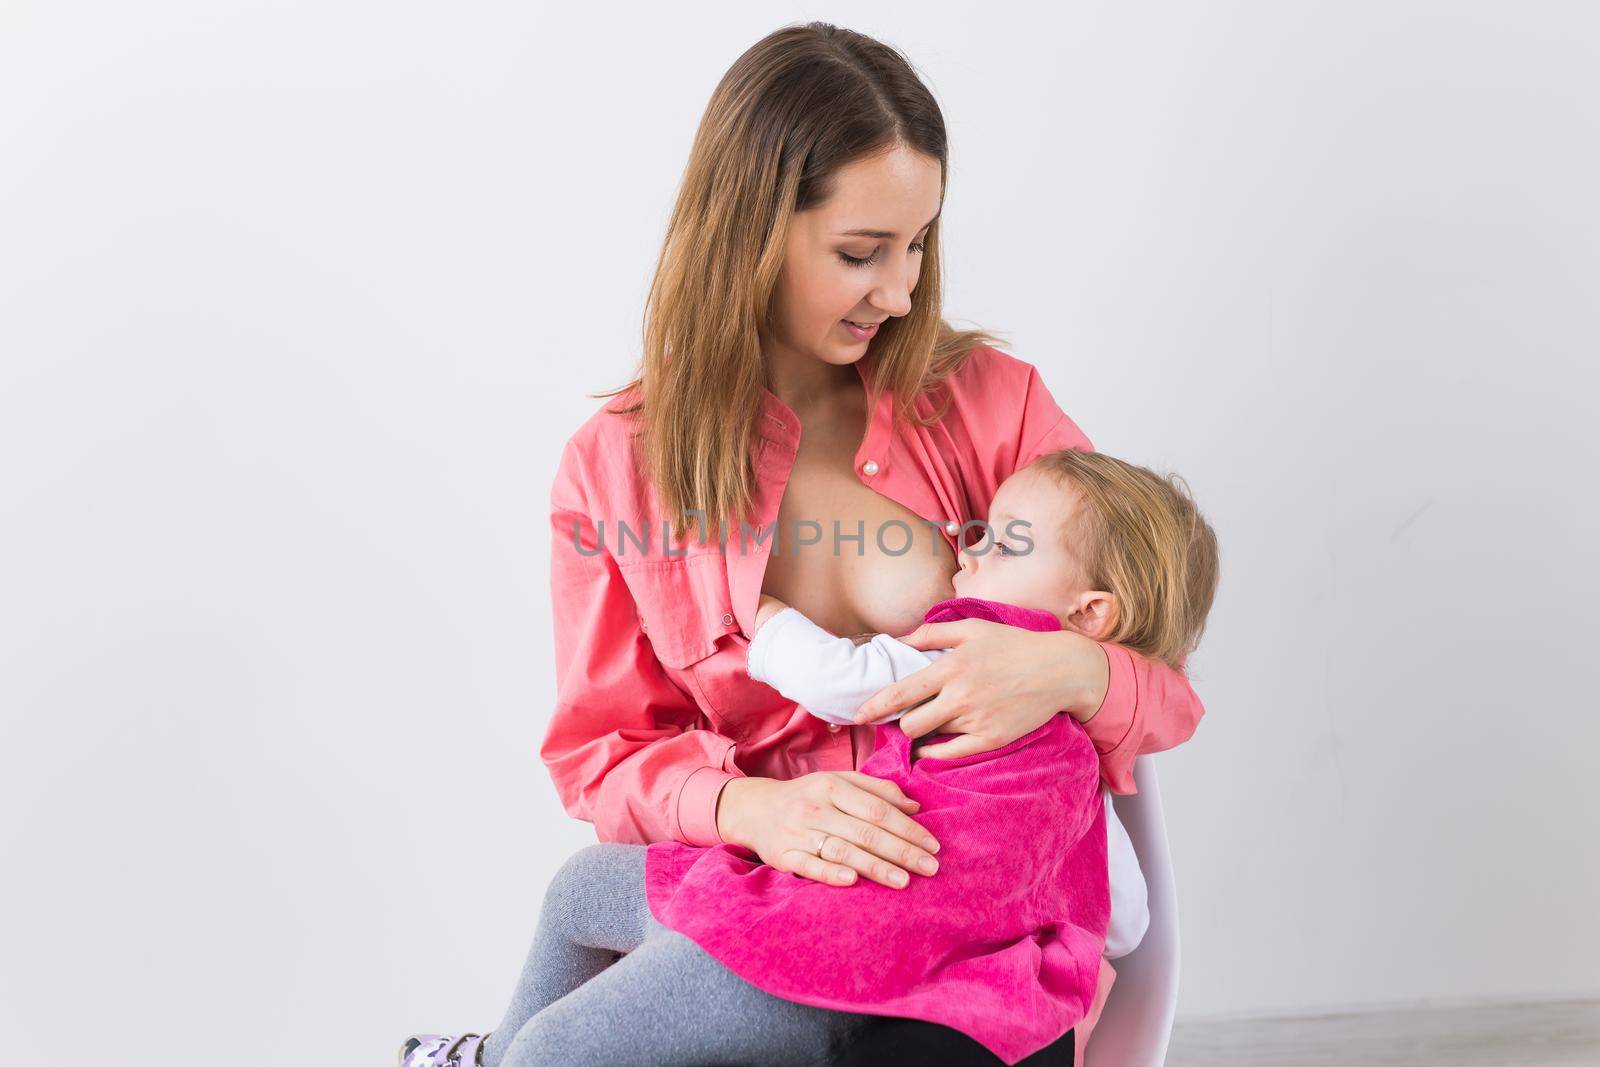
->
[951,465,1092,624]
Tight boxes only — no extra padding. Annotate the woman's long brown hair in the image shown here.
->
[595,21,1005,545]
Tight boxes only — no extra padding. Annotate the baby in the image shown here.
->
[403,448,1219,1067]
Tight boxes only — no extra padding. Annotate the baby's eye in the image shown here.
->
[994,541,1015,557]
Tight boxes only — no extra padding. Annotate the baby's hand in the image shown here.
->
[755,594,789,633]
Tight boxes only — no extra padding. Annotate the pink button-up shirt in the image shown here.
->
[541,345,1205,850]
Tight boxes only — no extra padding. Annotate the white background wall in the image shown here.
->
[2,2,1596,1062]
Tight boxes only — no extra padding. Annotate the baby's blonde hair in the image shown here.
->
[1026,450,1220,671]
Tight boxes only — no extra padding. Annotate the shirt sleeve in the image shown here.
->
[1014,361,1095,467]
[538,445,744,849]
[1014,361,1208,795]
[746,607,950,725]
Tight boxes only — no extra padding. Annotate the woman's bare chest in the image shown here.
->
[760,432,957,639]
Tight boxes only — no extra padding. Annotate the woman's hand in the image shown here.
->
[715,773,942,889]
[852,620,1111,761]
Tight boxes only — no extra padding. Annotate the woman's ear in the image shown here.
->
[1063,591,1117,640]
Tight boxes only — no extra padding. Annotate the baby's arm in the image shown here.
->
[748,596,949,725]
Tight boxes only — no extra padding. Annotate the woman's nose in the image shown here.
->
[872,276,913,318]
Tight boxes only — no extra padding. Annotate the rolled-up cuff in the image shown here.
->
[675,765,740,847]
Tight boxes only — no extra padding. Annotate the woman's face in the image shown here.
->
[766,144,943,369]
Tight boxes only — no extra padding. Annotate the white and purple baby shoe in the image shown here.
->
[398,1031,489,1067]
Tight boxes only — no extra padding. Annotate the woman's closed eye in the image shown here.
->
[837,239,927,269]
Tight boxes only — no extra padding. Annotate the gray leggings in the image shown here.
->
[479,843,871,1067]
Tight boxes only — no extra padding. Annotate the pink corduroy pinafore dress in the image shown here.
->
[644,595,1112,1066]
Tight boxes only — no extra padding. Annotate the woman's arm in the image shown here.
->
[853,590,1204,796]
[541,474,743,847]
[1080,641,1204,793]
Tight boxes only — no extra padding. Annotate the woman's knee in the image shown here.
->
[539,842,644,934]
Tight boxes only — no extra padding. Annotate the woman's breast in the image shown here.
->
[762,470,958,639]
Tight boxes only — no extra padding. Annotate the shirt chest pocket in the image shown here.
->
[624,557,785,742]
[624,556,738,669]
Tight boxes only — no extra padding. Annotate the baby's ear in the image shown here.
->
[1064,592,1118,640]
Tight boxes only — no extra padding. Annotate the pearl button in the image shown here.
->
[862,459,879,476]
[828,723,840,733]
[944,520,960,535]
[721,612,734,626]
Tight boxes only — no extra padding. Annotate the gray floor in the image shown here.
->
[1168,998,1600,1067]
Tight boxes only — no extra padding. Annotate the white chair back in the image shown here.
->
[1083,755,1180,1067]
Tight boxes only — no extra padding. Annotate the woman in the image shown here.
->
[427,21,1204,1067]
